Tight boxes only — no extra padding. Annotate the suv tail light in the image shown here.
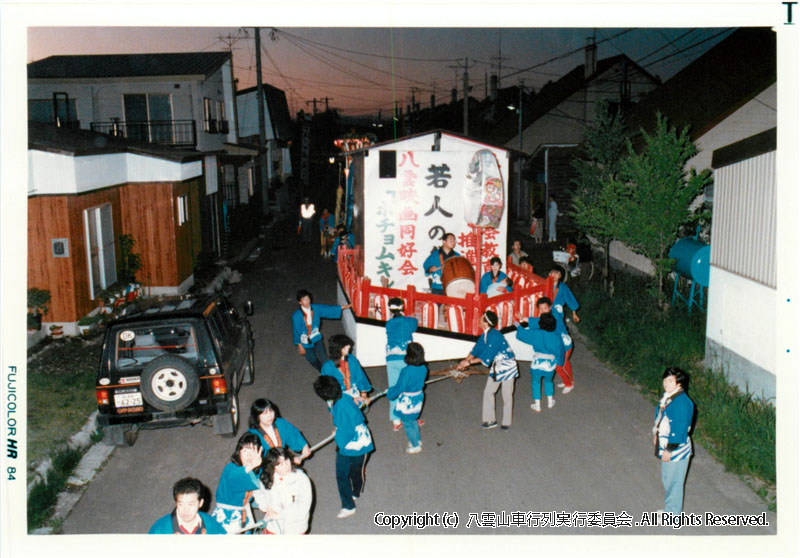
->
[211,377,227,395]
[96,389,110,406]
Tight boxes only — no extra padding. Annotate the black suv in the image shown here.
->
[96,294,254,446]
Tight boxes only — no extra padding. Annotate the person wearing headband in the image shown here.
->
[384,297,418,430]
[457,310,519,430]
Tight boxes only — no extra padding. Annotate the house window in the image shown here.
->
[217,101,228,134]
[28,98,78,124]
[177,194,189,226]
[123,94,173,143]
[203,98,217,133]
[84,204,117,300]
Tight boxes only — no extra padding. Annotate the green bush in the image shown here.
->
[572,274,776,486]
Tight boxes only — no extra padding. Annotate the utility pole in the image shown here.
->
[448,58,472,135]
[320,97,335,112]
[462,58,470,136]
[254,27,270,216]
[306,98,319,115]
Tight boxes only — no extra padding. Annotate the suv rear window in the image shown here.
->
[115,323,199,369]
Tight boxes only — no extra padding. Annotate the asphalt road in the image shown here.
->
[60,220,777,545]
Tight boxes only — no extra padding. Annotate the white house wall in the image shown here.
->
[705,265,775,400]
[28,149,202,195]
[688,83,776,174]
[236,90,277,140]
[193,63,237,150]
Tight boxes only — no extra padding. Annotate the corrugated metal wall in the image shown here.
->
[710,151,776,288]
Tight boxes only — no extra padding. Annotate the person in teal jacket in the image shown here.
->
[386,342,428,453]
[423,233,460,294]
[210,433,263,533]
[292,289,351,371]
[653,367,695,515]
[321,334,372,403]
[247,398,311,464]
[479,256,513,297]
[314,375,374,519]
[149,477,225,534]
[515,312,565,412]
[384,297,418,429]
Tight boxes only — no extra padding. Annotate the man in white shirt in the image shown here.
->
[299,197,316,244]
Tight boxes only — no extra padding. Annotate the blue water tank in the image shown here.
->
[669,238,711,287]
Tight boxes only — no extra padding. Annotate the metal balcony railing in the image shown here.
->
[91,120,197,148]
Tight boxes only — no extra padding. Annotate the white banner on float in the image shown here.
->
[363,150,508,290]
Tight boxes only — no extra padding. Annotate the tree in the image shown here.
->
[608,113,712,305]
[570,99,629,292]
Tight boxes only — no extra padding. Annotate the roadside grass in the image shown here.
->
[27,335,102,465]
[27,446,82,530]
[570,273,777,503]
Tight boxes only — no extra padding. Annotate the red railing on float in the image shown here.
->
[336,248,555,336]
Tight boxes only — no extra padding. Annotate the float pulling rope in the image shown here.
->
[307,365,484,454]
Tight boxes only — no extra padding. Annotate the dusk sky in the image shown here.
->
[27,26,734,117]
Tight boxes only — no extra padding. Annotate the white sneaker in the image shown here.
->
[337,507,356,519]
[556,382,565,388]
[530,401,541,412]
[562,386,574,394]
[547,398,556,409]
[406,445,422,454]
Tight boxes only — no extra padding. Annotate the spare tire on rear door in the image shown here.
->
[140,354,200,412]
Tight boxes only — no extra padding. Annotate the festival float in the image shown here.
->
[334,130,555,366]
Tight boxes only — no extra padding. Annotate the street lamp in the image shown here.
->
[508,80,524,221]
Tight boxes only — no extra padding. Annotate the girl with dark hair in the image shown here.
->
[384,297,418,430]
[653,367,695,515]
[479,256,513,297]
[515,310,565,412]
[457,310,519,430]
[253,447,313,534]
[313,375,374,519]
[211,432,262,533]
[321,334,372,404]
[386,342,429,453]
[247,399,311,464]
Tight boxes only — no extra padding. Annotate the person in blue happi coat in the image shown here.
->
[321,334,372,403]
[211,432,263,533]
[292,289,351,372]
[653,367,695,515]
[149,477,225,534]
[457,310,519,430]
[384,297,418,430]
[423,232,460,294]
[386,342,428,453]
[313,375,374,519]
[515,311,565,412]
[247,398,311,464]
[479,256,513,297]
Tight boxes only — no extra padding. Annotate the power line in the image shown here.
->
[501,28,636,81]
[642,28,734,70]
[271,27,461,63]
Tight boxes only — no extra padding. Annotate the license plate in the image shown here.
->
[114,392,143,408]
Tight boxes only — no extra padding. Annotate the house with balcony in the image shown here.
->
[27,52,256,260]
[236,83,294,211]
[27,122,205,336]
